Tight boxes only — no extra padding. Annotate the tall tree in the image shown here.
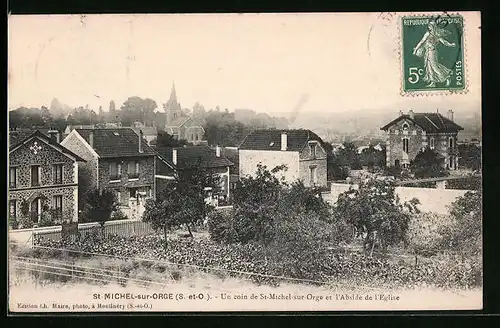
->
[120,96,157,126]
[109,100,116,113]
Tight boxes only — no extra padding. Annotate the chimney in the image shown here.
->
[89,131,94,148]
[409,110,415,119]
[281,132,288,151]
[139,130,144,153]
[215,145,221,157]
[48,128,60,143]
[447,110,454,122]
[399,110,403,117]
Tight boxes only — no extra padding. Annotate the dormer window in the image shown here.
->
[402,123,409,131]
[430,137,435,150]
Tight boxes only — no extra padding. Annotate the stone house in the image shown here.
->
[155,145,234,202]
[238,129,328,188]
[381,110,464,170]
[61,128,169,220]
[9,129,86,225]
[163,84,206,145]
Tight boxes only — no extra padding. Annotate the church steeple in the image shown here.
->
[164,82,182,126]
[169,82,178,104]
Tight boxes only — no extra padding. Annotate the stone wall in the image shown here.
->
[99,156,156,204]
[324,183,469,215]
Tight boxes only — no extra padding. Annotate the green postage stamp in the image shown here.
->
[401,14,465,94]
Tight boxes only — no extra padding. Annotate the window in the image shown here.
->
[430,137,435,149]
[449,137,454,150]
[9,167,17,188]
[309,166,317,185]
[31,197,42,223]
[129,188,138,199]
[53,164,63,184]
[402,123,409,131]
[53,195,63,220]
[109,162,122,180]
[31,165,41,187]
[449,156,455,170]
[116,190,121,204]
[402,138,409,153]
[128,161,140,179]
[195,134,199,141]
[9,200,16,219]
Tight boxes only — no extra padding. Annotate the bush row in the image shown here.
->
[33,233,481,290]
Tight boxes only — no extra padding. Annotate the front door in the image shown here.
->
[31,198,41,223]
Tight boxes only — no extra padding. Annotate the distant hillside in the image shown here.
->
[281,109,481,143]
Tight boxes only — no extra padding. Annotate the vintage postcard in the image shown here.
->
[7,12,482,313]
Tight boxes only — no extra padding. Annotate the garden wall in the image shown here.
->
[324,183,470,215]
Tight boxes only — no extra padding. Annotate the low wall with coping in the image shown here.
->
[324,183,470,215]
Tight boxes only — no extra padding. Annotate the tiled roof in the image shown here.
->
[156,145,234,169]
[381,113,464,133]
[166,116,191,128]
[75,128,158,158]
[130,126,158,136]
[9,130,86,162]
[239,129,324,151]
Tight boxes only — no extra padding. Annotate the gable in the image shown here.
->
[10,136,77,166]
[239,129,324,152]
[381,113,464,133]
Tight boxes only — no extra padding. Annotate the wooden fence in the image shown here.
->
[33,220,155,245]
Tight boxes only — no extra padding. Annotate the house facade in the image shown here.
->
[164,84,206,145]
[156,145,234,203]
[381,110,464,169]
[239,129,328,188]
[9,129,85,226]
[61,128,163,220]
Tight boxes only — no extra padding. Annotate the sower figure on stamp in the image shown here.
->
[412,20,456,87]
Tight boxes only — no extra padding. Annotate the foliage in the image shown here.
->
[335,177,420,252]
[77,165,94,211]
[143,164,220,248]
[410,147,449,179]
[110,210,129,221]
[210,164,332,245]
[82,189,119,226]
[119,96,157,127]
[155,132,191,148]
[336,142,362,170]
[324,142,350,181]
[439,190,482,258]
[9,214,19,229]
[34,233,482,289]
[406,213,454,257]
[359,145,386,171]
[446,175,482,190]
[458,144,481,172]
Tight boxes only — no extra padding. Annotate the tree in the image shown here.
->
[120,96,157,126]
[143,164,220,248]
[82,189,119,227]
[324,142,350,181]
[440,190,482,257]
[360,145,386,171]
[335,177,420,253]
[337,141,362,170]
[109,100,116,113]
[155,132,191,148]
[458,144,481,172]
[410,147,448,179]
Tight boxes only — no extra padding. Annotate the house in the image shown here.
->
[380,110,464,169]
[61,128,166,220]
[164,83,206,145]
[238,129,328,188]
[9,129,86,225]
[130,123,158,146]
[156,145,234,202]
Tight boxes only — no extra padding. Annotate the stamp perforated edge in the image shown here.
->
[397,12,469,97]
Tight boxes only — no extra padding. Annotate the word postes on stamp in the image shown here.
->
[401,14,465,94]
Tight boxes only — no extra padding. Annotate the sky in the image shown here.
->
[8,12,481,118]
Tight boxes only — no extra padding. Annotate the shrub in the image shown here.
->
[9,215,19,229]
[207,209,238,244]
[111,210,129,221]
[38,211,55,227]
[407,212,454,257]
